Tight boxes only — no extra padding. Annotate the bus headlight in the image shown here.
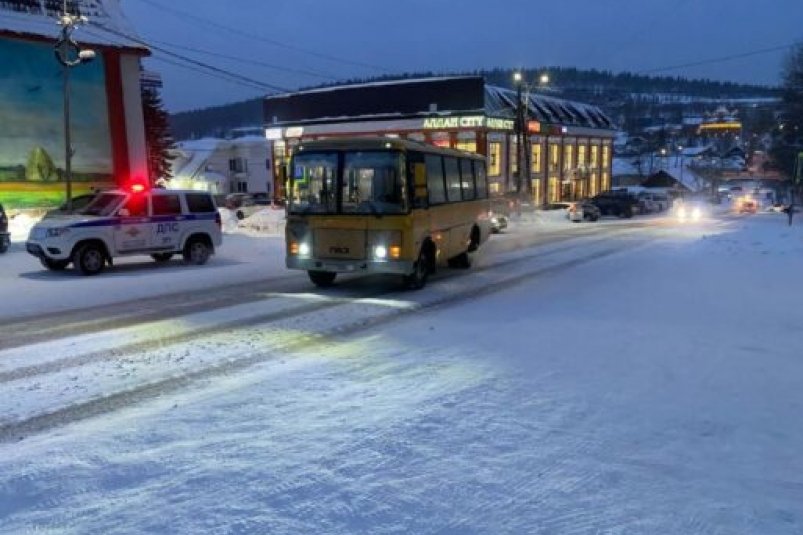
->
[374,245,388,260]
[298,242,311,256]
[691,207,702,221]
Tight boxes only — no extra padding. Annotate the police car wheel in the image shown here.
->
[74,243,106,276]
[40,257,70,271]
[183,238,211,265]
[151,253,173,263]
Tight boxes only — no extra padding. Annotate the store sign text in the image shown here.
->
[422,116,514,131]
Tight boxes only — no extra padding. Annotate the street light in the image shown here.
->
[539,73,550,86]
[512,71,529,201]
[54,1,95,212]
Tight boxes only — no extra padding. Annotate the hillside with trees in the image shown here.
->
[169,67,779,141]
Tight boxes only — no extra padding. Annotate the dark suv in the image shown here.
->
[590,191,639,218]
[0,202,10,253]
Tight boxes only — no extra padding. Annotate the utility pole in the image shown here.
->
[514,72,524,196]
[54,0,94,212]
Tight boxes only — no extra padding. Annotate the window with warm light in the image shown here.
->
[578,144,587,168]
[531,144,542,173]
[488,142,502,176]
[549,143,560,172]
[590,145,599,168]
[509,137,518,174]
[563,144,574,171]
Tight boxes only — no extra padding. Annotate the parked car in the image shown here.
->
[545,202,583,222]
[489,195,511,233]
[590,191,638,218]
[225,193,262,220]
[43,192,99,218]
[0,202,10,253]
[577,200,601,221]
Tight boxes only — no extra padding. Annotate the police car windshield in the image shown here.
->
[81,193,126,216]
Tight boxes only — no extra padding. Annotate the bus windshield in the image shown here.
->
[290,151,406,215]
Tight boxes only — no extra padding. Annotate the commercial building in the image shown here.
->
[0,0,148,209]
[263,76,616,205]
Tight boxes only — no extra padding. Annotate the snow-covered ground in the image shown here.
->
[2,212,803,533]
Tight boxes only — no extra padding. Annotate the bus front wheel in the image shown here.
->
[308,270,337,287]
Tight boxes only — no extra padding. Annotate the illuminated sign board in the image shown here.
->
[422,116,514,131]
[527,120,541,134]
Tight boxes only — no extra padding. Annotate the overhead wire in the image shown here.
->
[133,0,388,74]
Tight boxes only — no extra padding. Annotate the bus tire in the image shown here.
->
[405,247,431,290]
[467,226,481,252]
[308,270,337,287]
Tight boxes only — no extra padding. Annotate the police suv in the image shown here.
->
[26,187,222,275]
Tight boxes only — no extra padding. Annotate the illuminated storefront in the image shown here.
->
[263,76,615,205]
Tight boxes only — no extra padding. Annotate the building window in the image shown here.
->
[237,181,248,193]
[488,142,502,176]
[549,143,560,173]
[549,177,560,202]
[602,146,611,169]
[601,172,610,192]
[455,140,477,153]
[531,178,542,204]
[531,144,542,174]
[229,157,247,173]
[590,145,599,169]
[590,172,598,196]
[563,144,574,172]
[578,144,587,169]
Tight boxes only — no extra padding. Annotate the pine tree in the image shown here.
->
[141,86,176,184]
[771,43,803,178]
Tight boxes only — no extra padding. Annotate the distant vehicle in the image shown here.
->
[544,202,582,222]
[43,192,99,218]
[734,196,758,214]
[577,200,601,221]
[26,186,222,275]
[0,202,9,253]
[225,193,262,220]
[675,200,704,222]
[638,192,670,212]
[285,137,492,289]
[590,191,638,218]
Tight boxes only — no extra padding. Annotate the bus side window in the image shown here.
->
[425,154,447,205]
[444,157,462,202]
[460,158,475,201]
[474,160,488,199]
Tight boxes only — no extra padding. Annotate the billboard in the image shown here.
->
[0,36,114,209]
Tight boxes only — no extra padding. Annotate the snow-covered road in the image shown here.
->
[2,213,803,534]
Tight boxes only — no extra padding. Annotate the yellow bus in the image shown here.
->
[285,138,492,289]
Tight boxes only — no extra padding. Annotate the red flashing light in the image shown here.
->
[130,183,146,193]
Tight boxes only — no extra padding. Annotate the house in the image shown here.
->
[0,0,150,209]
[168,137,272,196]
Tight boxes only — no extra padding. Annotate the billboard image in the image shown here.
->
[0,36,114,209]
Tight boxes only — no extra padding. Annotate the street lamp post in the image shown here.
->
[54,1,94,212]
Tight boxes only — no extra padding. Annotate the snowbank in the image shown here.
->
[219,207,286,236]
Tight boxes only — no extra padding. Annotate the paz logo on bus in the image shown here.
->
[329,246,350,255]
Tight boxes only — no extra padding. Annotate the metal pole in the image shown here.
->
[516,81,523,195]
[63,47,73,212]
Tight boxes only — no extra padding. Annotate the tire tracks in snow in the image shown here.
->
[0,229,653,443]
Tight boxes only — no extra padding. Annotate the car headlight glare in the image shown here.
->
[691,208,702,220]
[374,245,387,259]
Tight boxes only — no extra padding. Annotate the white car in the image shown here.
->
[26,187,222,275]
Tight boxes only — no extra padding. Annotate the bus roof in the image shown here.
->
[295,137,486,160]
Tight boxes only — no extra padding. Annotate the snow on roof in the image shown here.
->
[613,158,641,177]
[0,0,147,51]
[277,76,478,98]
[681,145,714,157]
[484,85,615,130]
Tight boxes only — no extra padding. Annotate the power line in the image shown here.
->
[91,22,292,93]
[640,44,796,75]
[133,0,388,74]
[144,37,339,82]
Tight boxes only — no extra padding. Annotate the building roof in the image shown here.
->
[0,0,147,52]
[264,76,615,132]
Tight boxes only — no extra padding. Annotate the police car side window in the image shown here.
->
[122,195,148,217]
[152,195,182,216]
[186,193,215,213]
